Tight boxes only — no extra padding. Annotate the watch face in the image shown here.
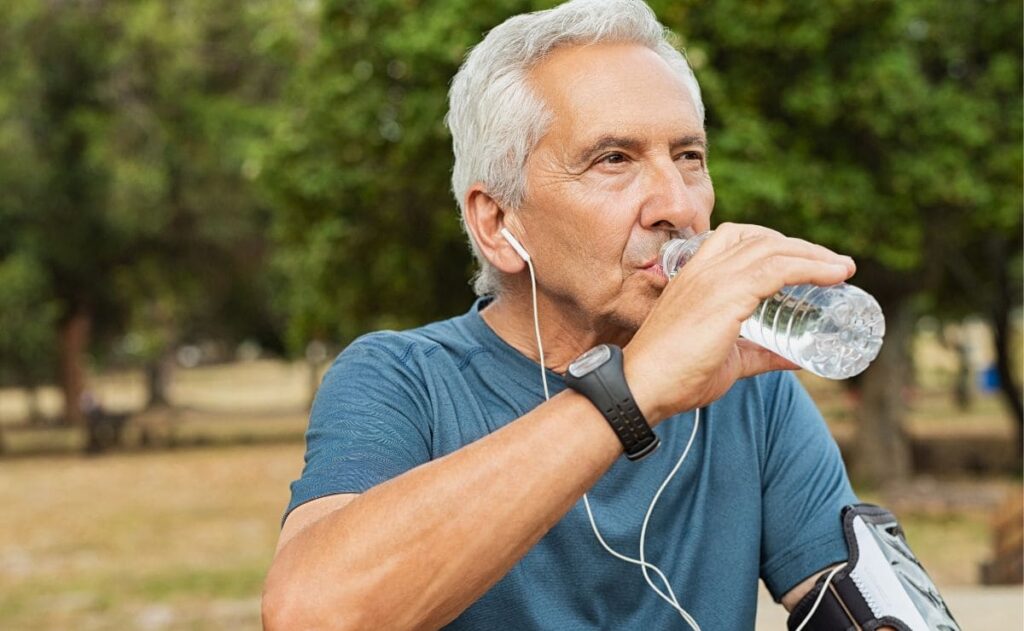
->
[568,344,612,378]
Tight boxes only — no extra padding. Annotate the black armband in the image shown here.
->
[787,504,960,631]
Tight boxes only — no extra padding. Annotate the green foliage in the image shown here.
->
[84,0,303,354]
[0,253,59,384]
[265,0,559,349]
[267,0,1020,351]
[651,0,1021,304]
[0,0,305,382]
[0,0,1019,370]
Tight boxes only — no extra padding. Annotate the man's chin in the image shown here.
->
[614,292,659,332]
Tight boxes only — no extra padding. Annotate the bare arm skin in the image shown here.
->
[262,224,857,630]
[782,569,830,611]
[264,392,625,630]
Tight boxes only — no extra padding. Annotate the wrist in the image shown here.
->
[563,344,660,461]
[621,348,666,426]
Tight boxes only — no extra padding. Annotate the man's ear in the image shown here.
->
[463,184,528,274]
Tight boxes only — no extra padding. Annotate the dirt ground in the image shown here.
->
[0,359,1020,629]
[1,440,1020,629]
[0,443,301,630]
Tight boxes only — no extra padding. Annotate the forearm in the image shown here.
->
[263,389,624,630]
[783,567,895,631]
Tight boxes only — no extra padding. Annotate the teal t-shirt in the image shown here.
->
[286,298,857,629]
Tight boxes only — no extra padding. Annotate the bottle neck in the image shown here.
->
[660,230,714,278]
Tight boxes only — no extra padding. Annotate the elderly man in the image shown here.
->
[263,1,956,629]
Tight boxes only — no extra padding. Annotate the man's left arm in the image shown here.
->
[765,373,957,631]
[758,371,857,605]
[783,566,898,631]
[782,568,834,611]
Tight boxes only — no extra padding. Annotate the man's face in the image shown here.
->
[516,43,713,331]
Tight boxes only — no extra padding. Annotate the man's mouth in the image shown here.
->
[639,259,667,280]
[636,234,690,281]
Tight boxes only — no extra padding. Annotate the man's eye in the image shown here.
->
[599,152,627,165]
[676,151,707,170]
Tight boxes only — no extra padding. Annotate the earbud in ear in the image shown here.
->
[500,227,531,262]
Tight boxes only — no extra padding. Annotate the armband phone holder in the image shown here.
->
[788,503,960,631]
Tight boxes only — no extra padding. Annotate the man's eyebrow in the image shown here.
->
[572,133,709,167]
[572,135,645,166]
[670,134,709,152]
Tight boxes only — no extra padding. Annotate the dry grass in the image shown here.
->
[0,443,304,630]
[0,440,1014,630]
[0,359,321,424]
[0,356,1019,628]
[0,362,317,629]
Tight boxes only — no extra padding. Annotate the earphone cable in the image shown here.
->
[521,254,700,630]
[517,232,831,631]
[794,563,847,631]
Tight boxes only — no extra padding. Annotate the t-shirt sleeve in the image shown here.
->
[283,335,433,525]
[759,371,858,600]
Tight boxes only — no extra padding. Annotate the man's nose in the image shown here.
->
[638,157,701,231]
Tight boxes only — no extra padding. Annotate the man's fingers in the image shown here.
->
[709,234,854,274]
[742,257,854,299]
[736,339,800,379]
[692,224,854,274]
[704,222,783,249]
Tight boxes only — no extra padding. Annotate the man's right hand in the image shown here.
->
[623,222,856,425]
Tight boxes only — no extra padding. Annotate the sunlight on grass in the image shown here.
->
[0,443,304,629]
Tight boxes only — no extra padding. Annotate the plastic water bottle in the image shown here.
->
[660,231,885,379]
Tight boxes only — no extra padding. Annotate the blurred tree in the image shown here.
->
[0,0,302,428]
[652,0,1022,482]
[93,0,306,407]
[0,0,120,426]
[0,9,57,423]
[0,253,59,423]
[911,0,1024,460]
[265,0,555,351]
[268,0,1020,479]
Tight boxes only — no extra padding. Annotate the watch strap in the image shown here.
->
[563,345,660,461]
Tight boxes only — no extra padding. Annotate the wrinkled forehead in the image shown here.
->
[527,43,703,158]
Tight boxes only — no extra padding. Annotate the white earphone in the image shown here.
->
[500,227,531,262]
[499,224,702,630]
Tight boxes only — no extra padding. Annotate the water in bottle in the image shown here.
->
[660,231,885,379]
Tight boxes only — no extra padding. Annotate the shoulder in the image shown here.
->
[335,312,482,373]
[319,310,489,400]
[753,370,805,411]
[706,372,823,461]
[715,370,801,416]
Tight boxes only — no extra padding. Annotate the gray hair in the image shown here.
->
[446,0,705,296]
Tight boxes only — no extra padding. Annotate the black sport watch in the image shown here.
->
[563,344,660,461]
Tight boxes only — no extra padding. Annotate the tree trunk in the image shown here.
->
[854,295,914,487]
[992,310,1023,463]
[305,340,328,410]
[988,238,1023,464]
[952,335,973,411]
[26,383,44,424]
[58,306,91,426]
[145,352,174,409]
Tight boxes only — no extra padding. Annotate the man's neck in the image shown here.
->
[480,290,635,374]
